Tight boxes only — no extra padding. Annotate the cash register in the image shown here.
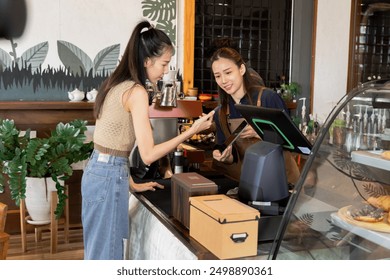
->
[235,104,312,241]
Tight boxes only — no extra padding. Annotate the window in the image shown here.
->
[194,0,292,93]
[348,0,390,90]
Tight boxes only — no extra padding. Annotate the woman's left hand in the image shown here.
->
[130,178,164,192]
[212,145,234,164]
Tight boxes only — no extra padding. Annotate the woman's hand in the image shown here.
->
[129,177,164,192]
[189,110,215,135]
[212,145,234,164]
[240,125,260,139]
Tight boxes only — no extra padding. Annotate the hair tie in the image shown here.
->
[140,24,154,34]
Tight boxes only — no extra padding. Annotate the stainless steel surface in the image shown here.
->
[159,82,177,107]
[150,118,178,144]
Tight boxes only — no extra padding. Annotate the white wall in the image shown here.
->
[1,0,352,114]
[176,0,184,74]
[312,0,351,123]
[0,0,144,69]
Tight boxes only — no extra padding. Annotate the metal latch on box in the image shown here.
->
[230,232,248,243]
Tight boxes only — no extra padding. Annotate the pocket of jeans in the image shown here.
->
[82,168,112,204]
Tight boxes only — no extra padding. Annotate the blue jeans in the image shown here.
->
[81,149,130,260]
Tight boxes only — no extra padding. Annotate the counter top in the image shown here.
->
[0,100,94,110]
[130,172,239,259]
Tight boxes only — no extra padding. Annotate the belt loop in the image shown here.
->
[90,149,96,160]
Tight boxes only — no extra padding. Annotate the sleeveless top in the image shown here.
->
[93,80,136,157]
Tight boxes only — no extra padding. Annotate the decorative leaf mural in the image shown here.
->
[57,40,120,77]
[0,48,12,70]
[0,1,177,101]
[57,40,93,76]
[0,41,48,73]
[16,41,49,73]
[93,44,120,76]
[142,0,176,45]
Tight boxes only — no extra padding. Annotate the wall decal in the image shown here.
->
[0,0,177,102]
[142,0,176,48]
[0,39,118,101]
[57,40,120,77]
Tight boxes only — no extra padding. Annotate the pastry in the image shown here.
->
[367,195,390,211]
[353,214,384,223]
[381,150,390,160]
[349,204,385,223]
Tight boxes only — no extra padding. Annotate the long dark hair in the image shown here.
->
[94,20,173,119]
[210,47,261,136]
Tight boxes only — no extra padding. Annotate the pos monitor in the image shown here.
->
[235,104,312,155]
[235,104,312,214]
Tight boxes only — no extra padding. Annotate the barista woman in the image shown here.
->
[210,47,300,183]
[206,37,265,87]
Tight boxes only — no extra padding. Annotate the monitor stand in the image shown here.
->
[234,104,311,242]
[249,195,290,216]
[238,140,290,242]
[238,141,290,204]
[248,195,290,242]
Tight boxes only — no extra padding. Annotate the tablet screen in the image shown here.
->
[223,120,247,148]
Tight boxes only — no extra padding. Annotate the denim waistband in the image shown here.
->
[94,143,130,158]
[90,149,129,165]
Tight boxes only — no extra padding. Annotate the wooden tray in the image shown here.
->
[338,205,390,233]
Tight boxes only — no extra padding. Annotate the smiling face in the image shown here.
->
[212,56,246,102]
[144,47,173,84]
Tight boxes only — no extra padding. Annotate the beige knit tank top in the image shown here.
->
[93,80,136,157]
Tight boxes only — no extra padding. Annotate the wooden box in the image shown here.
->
[189,194,260,259]
[171,172,218,228]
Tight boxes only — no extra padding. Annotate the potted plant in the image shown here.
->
[0,119,93,219]
[280,81,301,102]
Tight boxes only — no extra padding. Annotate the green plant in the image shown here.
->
[281,81,301,101]
[0,119,93,218]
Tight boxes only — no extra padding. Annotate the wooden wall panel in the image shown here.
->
[183,0,195,95]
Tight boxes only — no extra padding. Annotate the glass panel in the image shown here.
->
[271,80,390,260]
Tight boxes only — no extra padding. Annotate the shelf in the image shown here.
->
[0,101,94,110]
[351,150,390,171]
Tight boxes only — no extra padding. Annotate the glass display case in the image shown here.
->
[270,80,390,260]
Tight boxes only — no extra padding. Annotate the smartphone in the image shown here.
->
[219,120,248,153]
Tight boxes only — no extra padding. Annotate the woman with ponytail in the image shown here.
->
[81,20,214,260]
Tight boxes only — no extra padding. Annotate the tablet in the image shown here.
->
[219,120,247,152]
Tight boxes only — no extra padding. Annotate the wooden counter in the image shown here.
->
[129,172,276,260]
[128,170,247,260]
[0,101,95,137]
